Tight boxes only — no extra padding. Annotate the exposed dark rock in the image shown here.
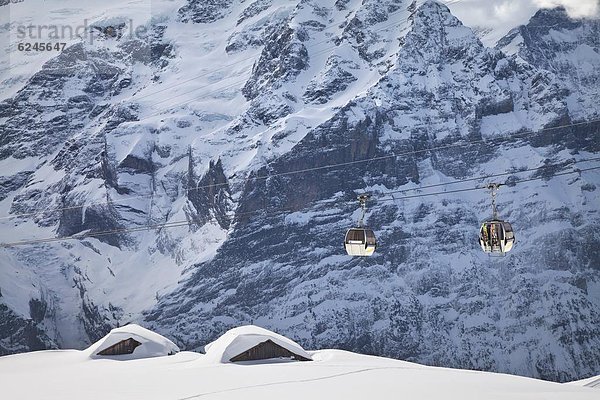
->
[178,0,233,24]
[0,171,33,202]
[119,154,156,174]
[187,154,232,230]
[237,0,273,25]
[0,304,56,356]
[303,56,358,104]
[242,25,309,100]
[144,2,600,384]
[57,203,123,248]
[28,298,47,323]
[226,11,285,53]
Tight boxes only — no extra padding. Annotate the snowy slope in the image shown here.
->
[496,7,600,120]
[570,374,600,389]
[0,0,599,384]
[0,347,598,400]
[144,0,600,383]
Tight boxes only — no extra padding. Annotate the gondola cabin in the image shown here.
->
[479,219,515,255]
[344,228,377,257]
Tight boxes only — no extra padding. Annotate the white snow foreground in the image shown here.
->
[85,324,179,360]
[203,325,312,363]
[0,326,598,400]
[569,375,600,389]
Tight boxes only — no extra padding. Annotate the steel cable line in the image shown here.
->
[2,1,552,221]
[127,0,600,200]
[273,164,600,238]
[6,164,599,247]
[1,162,598,248]
[240,119,600,179]
[145,70,254,110]
[55,10,422,216]
[0,75,255,222]
[1,118,598,221]
[142,71,252,110]
[378,166,600,203]
[0,1,466,225]
[249,163,600,227]
[381,156,600,197]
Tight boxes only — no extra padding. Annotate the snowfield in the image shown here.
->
[0,346,598,400]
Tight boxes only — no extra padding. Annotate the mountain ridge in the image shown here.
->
[0,0,599,383]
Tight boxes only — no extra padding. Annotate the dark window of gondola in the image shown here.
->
[365,230,376,245]
[96,338,142,356]
[346,229,365,242]
[229,339,311,362]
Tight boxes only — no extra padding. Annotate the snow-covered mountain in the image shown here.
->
[496,6,600,121]
[0,0,599,383]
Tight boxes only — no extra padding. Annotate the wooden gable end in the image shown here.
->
[97,337,142,356]
[229,339,311,362]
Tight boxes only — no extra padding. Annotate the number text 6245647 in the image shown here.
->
[17,43,67,52]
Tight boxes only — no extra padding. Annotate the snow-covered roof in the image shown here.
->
[203,325,312,363]
[85,324,179,360]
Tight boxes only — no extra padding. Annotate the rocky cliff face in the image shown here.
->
[0,0,599,382]
[497,7,600,121]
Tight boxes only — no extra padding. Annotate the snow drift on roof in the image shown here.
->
[203,325,312,363]
[84,324,179,360]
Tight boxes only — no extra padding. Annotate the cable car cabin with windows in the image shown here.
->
[345,228,377,256]
[478,183,515,255]
[479,220,515,254]
[344,194,377,257]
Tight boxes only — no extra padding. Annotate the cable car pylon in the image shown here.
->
[478,183,515,255]
[344,194,377,257]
